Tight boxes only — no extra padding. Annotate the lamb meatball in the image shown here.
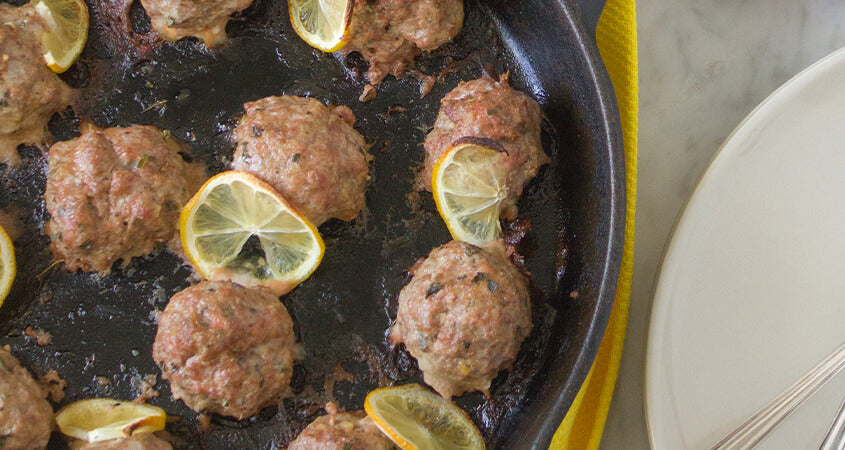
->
[421,75,547,219]
[0,347,54,449]
[0,3,72,166]
[389,240,531,398]
[45,125,205,273]
[153,281,298,419]
[71,433,172,450]
[231,95,370,225]
[288,403,394,450]
[139,0,253,46]
[343,0,464,84]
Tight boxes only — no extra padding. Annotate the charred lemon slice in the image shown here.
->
[33,0,89,73]
[55,399,166,443]
[365,384,485,450]
[288,0,353,52]
[180,171,325,296]
[0,225,14,306]
[432,138,509,246]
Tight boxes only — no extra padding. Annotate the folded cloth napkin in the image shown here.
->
[550,0,638,448]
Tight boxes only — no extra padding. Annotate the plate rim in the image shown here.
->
[643,45,845,449]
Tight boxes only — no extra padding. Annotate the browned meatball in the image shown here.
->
[0,346,54,449]
[288,403,394,450]
[0,3,72,167]
[139,0,253,46]
[231,95,370,226]
[421,75,547,219]
[389,240,531,398]
[153,281,298,419]
[45,125,205,273]
[71,433,172,450]
[343,0,463,84]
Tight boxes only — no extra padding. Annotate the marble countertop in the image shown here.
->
[599,0,845,448]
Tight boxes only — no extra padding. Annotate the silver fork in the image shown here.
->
[819,396,845,450]
[710,341,845,450]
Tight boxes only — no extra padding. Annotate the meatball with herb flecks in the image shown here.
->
[343,0,464,85]
[421,74,547,220]
[288,403,394,450]
[389,240,531,398]
[231,95,371,226]
[45,124,206,273]
[0,346,54,450]
[139,0,253,47]
[153,281,298,419]
[0,3,72,167]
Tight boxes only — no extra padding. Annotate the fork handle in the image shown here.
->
[819,396,845,450]
[711,341,845,450]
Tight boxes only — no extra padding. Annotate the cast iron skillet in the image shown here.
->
[0,0,624,448]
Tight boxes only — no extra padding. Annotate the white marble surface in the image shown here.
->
[599,1,845,449]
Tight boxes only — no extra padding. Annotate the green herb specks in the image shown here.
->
[426,282,442,297]
[487,280,498,293]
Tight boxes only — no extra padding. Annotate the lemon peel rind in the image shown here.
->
[0,225,15,304]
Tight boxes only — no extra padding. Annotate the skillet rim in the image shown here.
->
[490,0,626,447]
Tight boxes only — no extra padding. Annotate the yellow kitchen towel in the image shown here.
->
[550,0,638,448]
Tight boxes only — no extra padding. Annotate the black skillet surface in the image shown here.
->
[0,0,624,448]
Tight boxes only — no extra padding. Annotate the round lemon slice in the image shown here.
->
[288,0,353,52]
[0,225,15,306]
[180,171,325,296]
[33,0,89,73]
[365,384,485,450]
[432,138,509,247]
[55,399,166,443]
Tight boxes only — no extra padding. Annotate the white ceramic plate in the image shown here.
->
[645,47,845,449]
